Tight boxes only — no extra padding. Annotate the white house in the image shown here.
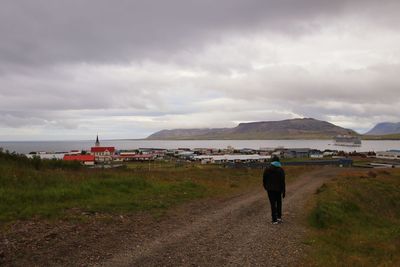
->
[194,154,270,164]
[375,151,400,160]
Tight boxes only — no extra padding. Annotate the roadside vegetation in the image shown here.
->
[0,149,313,223]
[0,152,310,222]
[362,133,400,140]
[304,169,400,266]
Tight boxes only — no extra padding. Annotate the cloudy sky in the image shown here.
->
[1,0,400,140]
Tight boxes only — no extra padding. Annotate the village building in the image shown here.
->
[177,151,196,160]
[116,153,156,161]
[283,148,311,158]
[194,154,270,164]
[193,148,213,155]
[310,149,324,158]
[26,152,66,160]
[90,135,116,163]
[259,147,275,156]
[68,150,82,155]
[239,148,256,154]
[323,151,336,157]
[63,155,95,165]
[91,146,116,162]
[375,150,400,160]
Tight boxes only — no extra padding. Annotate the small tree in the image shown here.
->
[32,156,42,170]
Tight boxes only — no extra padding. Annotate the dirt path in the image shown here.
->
[98,167,341,267]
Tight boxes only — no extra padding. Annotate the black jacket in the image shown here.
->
[263,165,285,193]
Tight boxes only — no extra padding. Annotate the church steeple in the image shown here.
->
[95,134,100,147]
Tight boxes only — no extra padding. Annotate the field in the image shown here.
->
[1,149,320,266]
[5,148,398,266]
[304,168,400,266]
[0,150,305,223]
[13,148,400,266]
[362,134,400,140]
[0,156,248,222]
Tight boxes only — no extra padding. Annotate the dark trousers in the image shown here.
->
[267,190,282,222]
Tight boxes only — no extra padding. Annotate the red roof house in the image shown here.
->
[63,155,95,165]
[90,147,116,153]
[90,146,116,163]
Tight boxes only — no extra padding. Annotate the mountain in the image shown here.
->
[147,128,230,140]
[365,122,400,135]
[146,118,358,140]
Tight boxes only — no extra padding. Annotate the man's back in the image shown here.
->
[263,165,285,192]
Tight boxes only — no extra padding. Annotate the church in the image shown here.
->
[90,135,116,163]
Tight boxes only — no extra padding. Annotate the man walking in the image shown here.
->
[263,156,286,224]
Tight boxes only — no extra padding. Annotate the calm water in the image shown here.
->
[0,139,399,154]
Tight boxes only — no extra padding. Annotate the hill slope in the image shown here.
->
[147,118,358,140]
[365,122,400,135]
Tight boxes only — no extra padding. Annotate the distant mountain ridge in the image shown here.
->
[146,118,358,140]
[365,122,400,135]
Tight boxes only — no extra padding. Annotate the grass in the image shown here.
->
[125,160,184,170]
[0,149,312,223]
[0,163,246,222]
[304,169,400,266]
[362,134,400,140]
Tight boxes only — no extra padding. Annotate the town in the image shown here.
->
[25,135,400,168]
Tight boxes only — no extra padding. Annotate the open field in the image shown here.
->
[362,133,400,140]
[0,158,254,222]
[4,149,398,266]
[1,149,317,266]
[304,168,400,266]
[0,150,307,223]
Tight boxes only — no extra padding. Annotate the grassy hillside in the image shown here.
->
[147,118,357,140]
[365,122,400,135]
[362,133,400,140]
[0,156,242,222]
[0,150,311,223]
[148,132,340,140]
[304,169,400,266]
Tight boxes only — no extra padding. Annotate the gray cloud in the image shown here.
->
[1,0,399,69]
[1,0,400,139]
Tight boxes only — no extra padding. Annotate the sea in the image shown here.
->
[0,139,399,154]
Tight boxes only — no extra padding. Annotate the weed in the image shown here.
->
[305,169,400,266]
[315,183,327,194]
[0,149,311,222]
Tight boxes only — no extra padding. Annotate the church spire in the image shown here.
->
[95,134,100,147]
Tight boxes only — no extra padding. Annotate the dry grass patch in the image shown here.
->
[304,168,400,266]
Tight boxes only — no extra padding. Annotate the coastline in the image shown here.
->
[1,139,399,155]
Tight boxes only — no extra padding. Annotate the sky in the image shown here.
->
[1,0,400,140]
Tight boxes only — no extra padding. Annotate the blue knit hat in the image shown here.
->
[271,161,282,167]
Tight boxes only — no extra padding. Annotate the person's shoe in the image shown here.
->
[271,221,279,225]
[277,218,283,223]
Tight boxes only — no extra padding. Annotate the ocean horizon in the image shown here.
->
[1,139,399,154]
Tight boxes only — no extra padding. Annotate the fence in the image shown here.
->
[223,159,353,169]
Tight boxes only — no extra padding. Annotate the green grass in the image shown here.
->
[362,134,400,140]
[125,160,201,171]
[305,169,400,266]
[0,149,311,223]
[0,151,261,222]
[0,172,205,221]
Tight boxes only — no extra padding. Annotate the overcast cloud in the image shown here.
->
[1,0,400,140]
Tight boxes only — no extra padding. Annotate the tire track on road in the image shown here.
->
[99,167,341,267]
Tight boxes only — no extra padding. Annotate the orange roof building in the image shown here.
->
[63,155,95,165]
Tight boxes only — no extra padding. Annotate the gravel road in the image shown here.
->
[99,167,340,267]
